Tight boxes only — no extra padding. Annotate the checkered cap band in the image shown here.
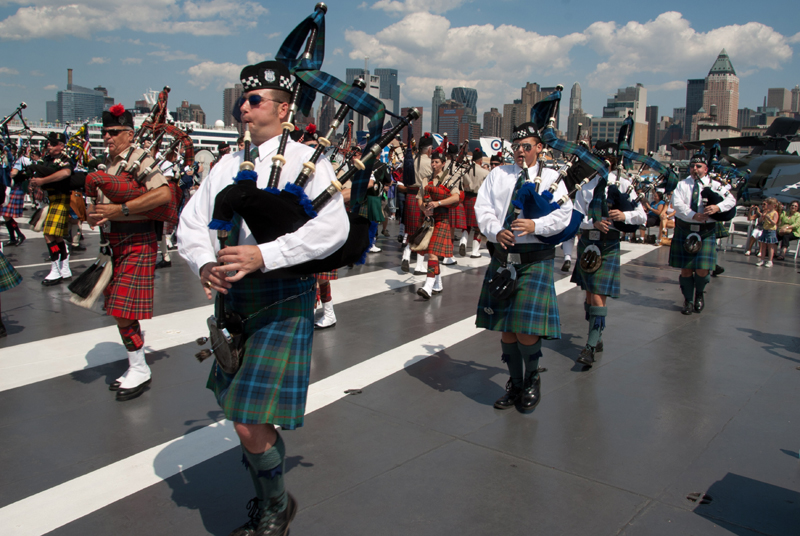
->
[243,76,260,90]
[279,76,292,90]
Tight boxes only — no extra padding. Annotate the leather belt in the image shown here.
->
[109,220,155,234]
[676,219,716,234]
[491,245,555,265]
[581,229,621,243]
[464,192,477,198]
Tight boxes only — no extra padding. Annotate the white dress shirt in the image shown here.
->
[672,175,736,223]
[475,162,573,244]
[178,135,349,276]
[574,173,647,229]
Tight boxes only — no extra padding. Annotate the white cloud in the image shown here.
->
[267,32,281,39]
[89,57,109,64]
[148,50,199,61]
[0,67,19,75]
[583,12,794,90]
[332,48,343,56]
[370,0,468,15]
[122,57,143,64]
[187,61,241,90]
[648,80,686,92]
[0,0,267,40]
[0,82,25,88]
[43,84,58,90]
[789,32,800,44]
[246,51,272,64]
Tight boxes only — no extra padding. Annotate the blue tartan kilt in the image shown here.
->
[476,244,561,339]
[570,235,621,298]
[669,224,716,271]
[0,188,25,218]
[207,276,316,429]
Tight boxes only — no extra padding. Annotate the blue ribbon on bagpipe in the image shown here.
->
[274,6,326,118]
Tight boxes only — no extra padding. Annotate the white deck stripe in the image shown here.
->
[0,255,489,393]
[0,244,653,536]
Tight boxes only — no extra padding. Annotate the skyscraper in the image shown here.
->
[567,82,590,141]
[431,86,445,133]
[223,84,244,134]
[645,105,658,153]
[792,85,800,113]
[49,69,112,123]
[767,88,791,112]
[374,68,400,116]
[317,95,336,134]
[569,82,581,114]
[451,87,478,118]
[701,49,739,132]
[482,108,502,137]
[501,100,524,141]
[684,79,705,140]
[520,82,560,128]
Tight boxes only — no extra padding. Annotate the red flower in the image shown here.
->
[422,132,430,138]
[306,124,317,134]
[109,103,125,117]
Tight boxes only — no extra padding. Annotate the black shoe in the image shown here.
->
[577,346,595,366]
[228,497,262,536]
[413,269,426,276]
[681,300,693,315]
[71,244,87,252]
[561,260,571,272]
[256,494,297,536]
[109,380,121,391]
[3,239,17,247]
[694,292,704,313]
[401,259,409,273]
[397,234,403,244]
[595,341,604,353]
[156,260,172,269]
[115,378,151,401]
[42,277,63,286]
[417,287,431,300]
[519,373,541,410]
[711,265,724,277]
[15,234,25,246]
[494,379,522,409]
[381,229,390,237]
[459,243,466,257]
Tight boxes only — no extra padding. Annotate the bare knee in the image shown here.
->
[234,422,277,453]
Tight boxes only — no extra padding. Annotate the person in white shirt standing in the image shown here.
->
[474,122,573,412]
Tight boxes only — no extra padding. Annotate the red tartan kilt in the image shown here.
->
[104,231,158,320]
[315,269,338,281]
[404,197,423,234]
[449,202,467,230]
[426,216,453,258]
[464,193,478,228]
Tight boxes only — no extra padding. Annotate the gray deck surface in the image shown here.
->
[0,215,797,536]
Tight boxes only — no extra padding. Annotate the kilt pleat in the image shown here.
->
[1,188,25,218]
[669,224,716,270]
[207,277,315,429]
[0,251,22,292]
[103,231,158,319]
[476,245,561,339]
[42,192,71,237]
[449,202,467,230]
[570,235,621,297]
[404,197,423,235]
[426,216,453,257]
[315,269,338,281]
[464,194,479,228]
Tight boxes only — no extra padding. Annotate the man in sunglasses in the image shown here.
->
[28,132,75,286]
[179,60,348,535]
[669,151,735,315]
[474,122,573,412]
[85,104,172,402]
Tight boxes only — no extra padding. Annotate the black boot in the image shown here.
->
[228,497,262,536]
[681,300,693,315]
[694,291,704,313]
[577,345,595,366]
[494,379,522,409]
[519,373,541,410]
[257,494,297,536]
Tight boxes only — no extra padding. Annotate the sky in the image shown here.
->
[1,0,798,134]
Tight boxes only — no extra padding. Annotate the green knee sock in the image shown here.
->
[501,341,524,388]
[694,273,710,295]
[242,433,287,511]
[587,306,607,348]
[679,276,695,302]
[518,339,543,379]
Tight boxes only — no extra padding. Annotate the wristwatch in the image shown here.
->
[121,203,130,217]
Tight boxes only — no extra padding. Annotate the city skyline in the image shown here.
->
[1,3,798,137]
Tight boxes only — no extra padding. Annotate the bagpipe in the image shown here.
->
[208,2,419,279]
[701,141,737,221]
[84,88,194,225]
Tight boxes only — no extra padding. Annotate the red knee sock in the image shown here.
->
[427,259,439,277]
[118,321,144,352]
[319,282,332,303]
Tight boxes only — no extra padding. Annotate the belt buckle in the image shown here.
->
[507,253,522,265]
[589,230,601,241]
[690,224,700,232]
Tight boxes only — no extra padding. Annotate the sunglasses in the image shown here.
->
[491,163,502,167]
[511,143,534,152]
[101,128,129,137]
[690,164,705,168]
[236,94,284,108]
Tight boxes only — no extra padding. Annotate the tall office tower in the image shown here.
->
[482,108,502,137]
[431,86,445,133]
[374,68,400,116]
[567,82,590,141]
[317,95,336,134]
[520,82,561,129]
[501,100,524,141]
[569,82,581,114]
[223,84,244,133]
[645,105,658,153]
[451,87,478,119]
[593,84,648,152]
[684,79,705,140]
[672,107,686,128]
[767,88,791,112]
[701,49,739,132]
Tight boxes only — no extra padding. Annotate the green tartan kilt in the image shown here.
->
[715,221,730,238]
[358,195,385,222]
[207,276,316,429]
[42,192,71,237]
[0,251,22,292]
[476,244,561,339]
[669,224,717,271]
[570,235,621,298]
